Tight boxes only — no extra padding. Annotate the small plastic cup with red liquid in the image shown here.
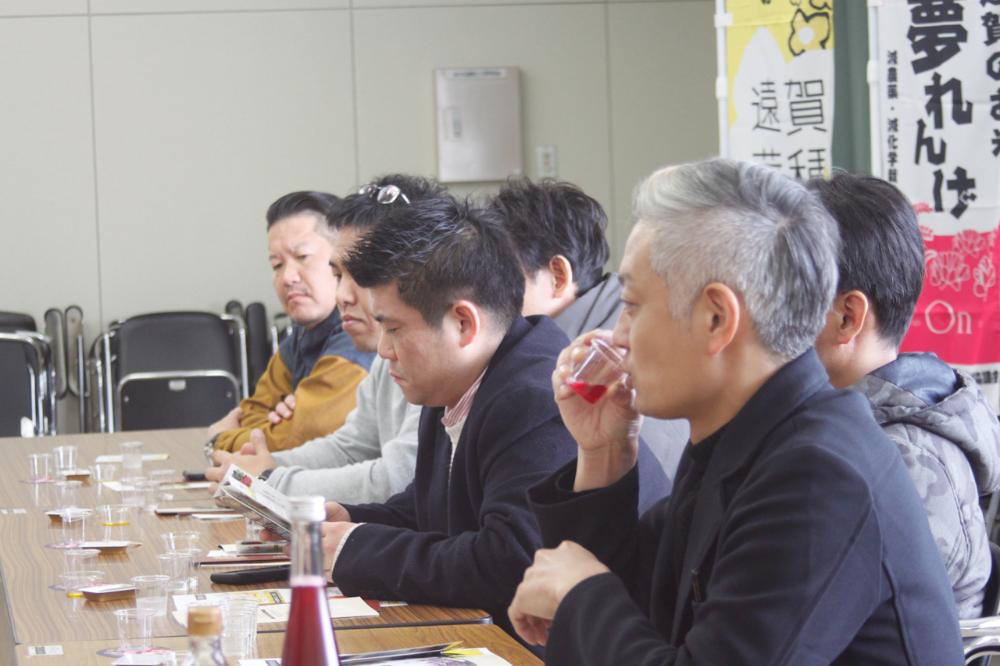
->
[568,338,627,404]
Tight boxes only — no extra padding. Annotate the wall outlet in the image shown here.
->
[536,144,558,178]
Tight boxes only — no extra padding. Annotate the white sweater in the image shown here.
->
[267,356,420,503]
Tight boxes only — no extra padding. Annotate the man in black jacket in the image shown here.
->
[507,159,963,664]
[489,177,688,508]
[314,193,577,640]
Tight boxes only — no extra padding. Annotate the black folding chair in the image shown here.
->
[0,326,56,437]
[95,311,248,432]
[0,312,36,334]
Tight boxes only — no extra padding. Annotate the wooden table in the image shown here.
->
[13,623,541,665]
[0,430,492,660]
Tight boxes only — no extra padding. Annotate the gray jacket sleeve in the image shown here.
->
[266,360,420,504]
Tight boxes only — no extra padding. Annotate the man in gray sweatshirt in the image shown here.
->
[810,172,1000,619]
[489,178,689,509]
[206,176,446,503]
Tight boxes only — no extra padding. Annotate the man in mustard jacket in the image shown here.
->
[208,191,374,452]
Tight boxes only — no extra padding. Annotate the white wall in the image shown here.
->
[0,0,717,340]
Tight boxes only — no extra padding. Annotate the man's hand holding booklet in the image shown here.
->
[213,464,292,539]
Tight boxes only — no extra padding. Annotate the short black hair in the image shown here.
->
[488,177,610,293]
[807,173,924,347]
[345,196,525,331]
[265,191,339,229]
[327,174,448,231]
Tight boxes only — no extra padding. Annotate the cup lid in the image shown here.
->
[187,605,222,636]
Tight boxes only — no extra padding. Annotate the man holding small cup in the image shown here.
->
[507,159,963,664]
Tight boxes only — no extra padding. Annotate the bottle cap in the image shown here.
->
[187,605,223,636]
[288,496,325,522]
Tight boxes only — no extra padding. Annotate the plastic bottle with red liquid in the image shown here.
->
[281,496,341,666]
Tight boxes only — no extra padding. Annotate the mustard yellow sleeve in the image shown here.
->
[214,354,367,453]
[213,353,293,452]
[268,356,367,452]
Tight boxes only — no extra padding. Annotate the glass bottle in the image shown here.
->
[181,605,228,665]
[282,496,341,666]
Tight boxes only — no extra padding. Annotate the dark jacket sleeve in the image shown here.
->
[332,384,575,615]
[531,462,666,609]
[341,481,418,530]
[540,446,918,666]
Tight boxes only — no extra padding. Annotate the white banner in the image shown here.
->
[720,0,835,179]
[872,0,1000,409]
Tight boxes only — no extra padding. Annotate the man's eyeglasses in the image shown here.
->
[358,183,410,205]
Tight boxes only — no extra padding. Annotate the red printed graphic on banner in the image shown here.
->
[902,221,1000,366]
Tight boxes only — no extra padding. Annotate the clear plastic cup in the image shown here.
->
[244,516,263,542]
[54,479,83,511]
[59,570,105,598]
[567,338,627,404]
[120,477,146,508]
[137,479,160,513]
[158,551,194,594]
[58,507,90,548]
[131,574,169,617]
[64,547,100,573]
[115,607,156,653]
[52,445,78,473]
[27,453,54,484]
[161,531,200,554]
[162,531,201,590]
[221,597,259,658]
[150,469,179,503]
[92,462,118,483]
[120,441,144,475]
[98,504,130,527]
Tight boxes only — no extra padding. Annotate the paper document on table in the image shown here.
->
[256,596,378,622]
[159,481,212,490]
[95,453,169,463]
[238,648,512,665]
[174,588,289,610]
[172,588,376,626]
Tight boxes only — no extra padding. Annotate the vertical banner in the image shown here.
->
[873,1,1000,410]
[721,0,835,179]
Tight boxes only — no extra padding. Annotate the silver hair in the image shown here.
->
[633,158,839,360]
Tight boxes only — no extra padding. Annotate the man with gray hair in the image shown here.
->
[507,159,962,664]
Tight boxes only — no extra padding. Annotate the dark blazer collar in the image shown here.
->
[670,348,831,640]
[424,315,538,432]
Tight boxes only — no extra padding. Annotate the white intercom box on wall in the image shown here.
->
[435,67,523,183]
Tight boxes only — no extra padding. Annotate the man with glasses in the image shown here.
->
[206,176,445,504]
[208,191,375,453]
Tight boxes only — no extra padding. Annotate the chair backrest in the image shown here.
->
[0,311,36,333]
[273,313,292,347]
[115,312,241,376]
[43,308,68,399]
[99,311,248,432]
[244,302,271,390]
[966,635,1000,664]
[0,332,55,436]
